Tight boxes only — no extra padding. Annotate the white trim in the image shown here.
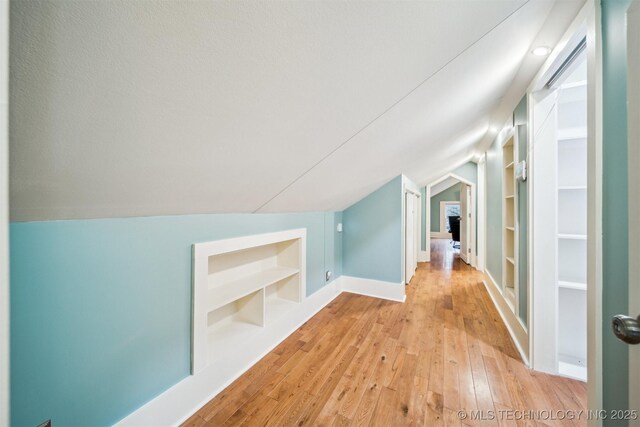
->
[628,0,640,418]
[339,276,406,303]
[116,277,345,426]
[586,1,603,420]
[0,0,8,424]
[477,155,487,272]
[418,251,428,262]
[425,185,431,262]
[483,271,530,365]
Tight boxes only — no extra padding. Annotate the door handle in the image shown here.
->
[612,314,640,345]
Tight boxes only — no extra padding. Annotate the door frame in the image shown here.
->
[435,200,460,238]
[1,0,9,424]
[627,0,640,415]
[424,172,476,267]
[524,0,602,417]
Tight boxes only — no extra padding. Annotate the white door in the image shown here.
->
[627,0,640,414]
[459,183,470,264]
[405,193,416,284]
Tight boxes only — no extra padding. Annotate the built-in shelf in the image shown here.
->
[502,132,518,318]
[558,186,587,191]
[192,229,306,374]
[208,266,299,311]
[558,127,587,141]
[559,280,587,291]
[558,233,587,240]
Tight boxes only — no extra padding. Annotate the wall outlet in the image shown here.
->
[326,270,332,282]
[336,223,343,233]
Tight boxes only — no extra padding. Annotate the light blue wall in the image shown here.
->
[452,162,478,186]
[602,0,631,420]
[10,212,341,426]
[486,136,503,285]
[343,176,403,283]
[430,184,460,232]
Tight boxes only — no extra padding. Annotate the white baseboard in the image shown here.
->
[418,251,428,262]
[115,279,344,426]
[482,270,529,365]
[115,275,406,426]
[338,276,406,303]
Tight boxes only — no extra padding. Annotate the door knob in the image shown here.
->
[612,314,640,345]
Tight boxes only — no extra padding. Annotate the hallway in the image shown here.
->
[183,240,587,427]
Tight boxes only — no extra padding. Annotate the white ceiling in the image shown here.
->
[10,0,584,221]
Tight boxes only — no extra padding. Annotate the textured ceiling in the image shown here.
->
[10,0,584,221]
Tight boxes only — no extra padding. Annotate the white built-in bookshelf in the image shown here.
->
[556,74,587,381]
[502,134,517,309]
[191,229,306,374]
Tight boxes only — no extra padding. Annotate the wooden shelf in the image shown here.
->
[559,280,587,291]
[558,234,587,240]
[505,227,514,231]
[505,195,514,199]
[505,162,514,169]
[208,266,299,311]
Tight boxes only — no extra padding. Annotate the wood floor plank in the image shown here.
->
[183,240,587,427]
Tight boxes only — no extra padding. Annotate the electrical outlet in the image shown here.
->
[326,270,332,282]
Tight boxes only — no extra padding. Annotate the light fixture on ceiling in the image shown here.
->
[532,46,551,56]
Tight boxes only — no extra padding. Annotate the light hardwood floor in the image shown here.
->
[183,239,587,426]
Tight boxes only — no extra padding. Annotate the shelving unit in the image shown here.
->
[502,134,517,309]
[192,229,306,374]
[555,61,587,381]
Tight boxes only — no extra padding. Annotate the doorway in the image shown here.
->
[425,173,476,267]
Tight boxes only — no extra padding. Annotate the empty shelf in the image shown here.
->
[559,280,586,291]
[208,266,299,310]
[558,127,587,141]
[558,234,587,240]
[558,186,587,191]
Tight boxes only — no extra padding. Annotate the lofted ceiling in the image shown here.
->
[10,0,584,221]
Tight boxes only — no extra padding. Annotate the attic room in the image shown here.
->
[1,0,640,426]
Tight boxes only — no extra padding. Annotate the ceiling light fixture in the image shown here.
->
[532,46,551,56]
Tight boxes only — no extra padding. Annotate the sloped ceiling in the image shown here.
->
[10,0,584,221]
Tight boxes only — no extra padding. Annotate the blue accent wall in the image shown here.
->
[342,176,403,283]
[602,0,631,420]
[10,212,341,426]
[430,184,460,232]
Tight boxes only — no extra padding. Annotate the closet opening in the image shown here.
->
[530,26,589,382]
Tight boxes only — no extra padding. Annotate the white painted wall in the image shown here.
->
[1,0,9,424]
